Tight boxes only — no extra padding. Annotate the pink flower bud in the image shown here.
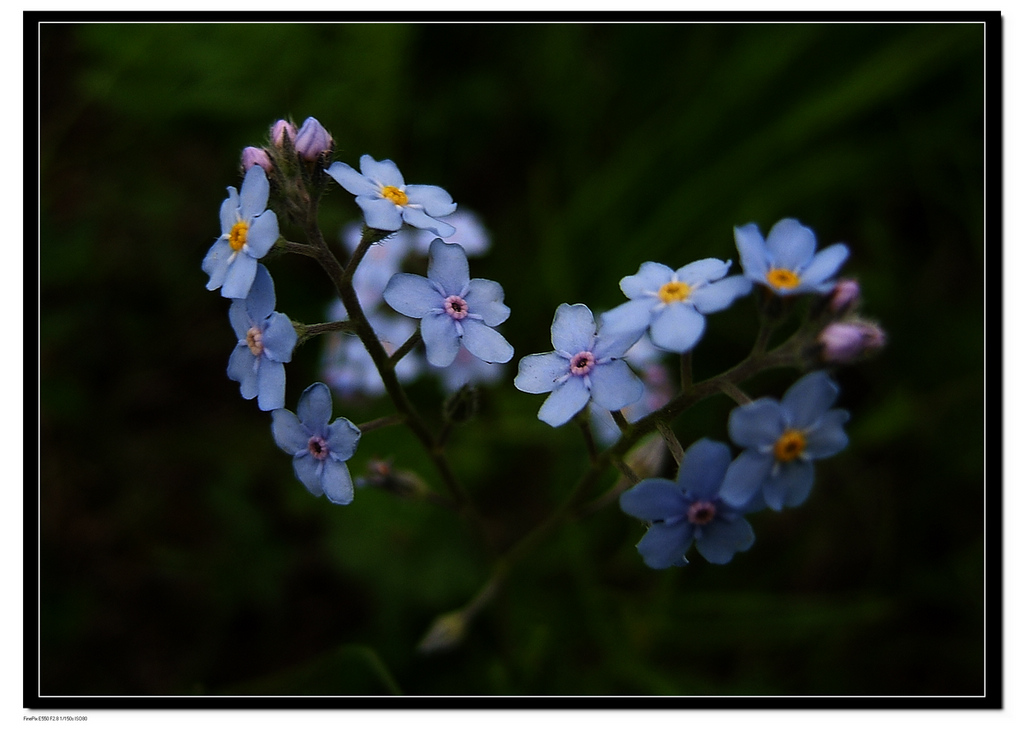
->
[818,321,886,363]
[294,116,332,161]
[271,119,297,147]
[241,146,272,172]
[828,279,860,314]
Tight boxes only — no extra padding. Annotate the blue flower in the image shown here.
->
[382,240,513,368]
[514,303,644,427]
[432,345,505,393]
[600,259,752,353]
[271,382,362,505]
[321,310,423,398]
[619,439,757,568]
[226,265,297,411]
[202,165,280,299]
[734,218,849,296]
[720,370,850,511]
[326,155,457,237]
[411,208,491,257]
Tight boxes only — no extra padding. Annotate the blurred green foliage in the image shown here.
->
[39,21,986,697]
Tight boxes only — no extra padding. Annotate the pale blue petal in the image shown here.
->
[320,459,355,505]
[734,223,769,281]
[220,253,258,300]
[244,210,279,258]
[781,371,839,429]
[293,454,324,497]
[636,522,692,569]
[464,279,509,326]
[599,299,654,338]
[357,196,403,231]
[764,461,815,510]
[227,345,257,398]
[677,439,732,499]
[620,262,673,299]
[383,273,442,318]
[326,417,361,461]
[256,360,286,411]
[675,258,730,285]
[728,399,786,448]
[648,303,705,353]
[359,155,404,188]
[592,327,645,361]
[297,382,333,434]
[427,240,470,296]
[719,450,774,507]
[261,312,297,363]
[551,303,597,354]
[403,207,456,237]
[245,264,276,321]
[798,243,849,289]
[460,319,513,363]
[537,376,591,427]
[588,359,643,412]
[405,184,457,217]
[228,299,250,339]
[238,165,270,221]
[619,478,686,521]
[690,275,753,314]
[696,517,754,564]
[219,188,239,234]
[202,239,234,291]
[764,218,816,270]
[272,408,310,454]
[325,161,377,196]
[421,311,461,367]
[514,352,569,394]
[803,409,850,458]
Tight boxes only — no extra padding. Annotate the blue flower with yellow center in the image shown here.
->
[735,218,849,296]
[202,165,280,300]
[720,370,850,511]
[619,439,757,568]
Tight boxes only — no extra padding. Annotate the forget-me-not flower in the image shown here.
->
[326,155,457,237]
[226,264,297,411]
[271,382,362,505]
[203,164,280,299]
[720,370,850,511]
[619,439,757,568]
[600,259,752,353]
[411,208,491,257]
[383,240,513,368]
[734,218,849,296]
[515,303,644,427]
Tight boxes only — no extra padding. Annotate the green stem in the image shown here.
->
[679,351,693,394]
[390,330,422,366]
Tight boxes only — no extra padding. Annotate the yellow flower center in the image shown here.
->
[766,268,800,290]
[658,281,692,304]
[773,429,807,462]
[228,221,249,252]
[381,185,408,206]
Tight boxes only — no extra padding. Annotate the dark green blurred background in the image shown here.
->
[39,21,987,697]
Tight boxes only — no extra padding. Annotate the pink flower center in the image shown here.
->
[569,351,595,376]
[246,326,264,356]
[444,295,469,320]
[686,500,717,525]
[307,435,330,461]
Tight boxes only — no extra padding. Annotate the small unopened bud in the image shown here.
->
[294,116,332,161]
[270,119,297,148]
[818,320,886,363]
[417,611,468,654]
[241,146,272,172]
[828,279,861,314]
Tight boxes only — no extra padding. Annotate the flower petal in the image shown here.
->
[464,279,510,326]
[803,409,850,458]
[728,398,786,449]
[256,359,286,411]
[636,522,692,569]
[514,352,569,394]
[405,184,457,217]
[798,243,849,290]
[320,459,355,505]
[620,261,673,300]
[460,319,514,364]
[588,359,643,412]
[383,273,442,318]
[781,371,839,429]
[696,517,754,564]
[272,408,310,454]
[326,417,361,462]
[357,196,403,232]
[734,223,769,281]
[421,311,461,367]
[719,450,774,507]
[292,454,324,497]
[764,460,815,510]
[402,207,456,238]
[202,239,234,292]
[261,312,298,363]
[244,210,279,259]
[592,326,645,361]
[690,275,753,314]
[675,258,730,285]
[220,253,258,300]
[245,264,276,321]
[537,376,591,427]
[359,155,405,188]
[297,382,333,434]
[228,299,250,339]
[599,298,654,340]
[427,240,470,296]
[238,165,270,221]
[551,303,597,354]
[764,218,816,270]
[227,345,258,399]
[619,478,686,521]
[676,438,732,500]
[648,303,706,353]
[219,188,239,234]
[325,161,377,196]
